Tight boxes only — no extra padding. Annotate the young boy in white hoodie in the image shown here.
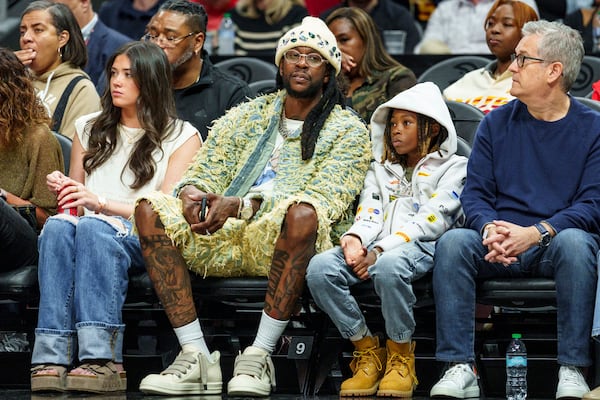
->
[306,82,468,397]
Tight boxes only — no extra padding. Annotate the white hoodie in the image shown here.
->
[345,82,468,251]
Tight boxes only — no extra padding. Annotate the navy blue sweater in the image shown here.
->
[462,97,600,235]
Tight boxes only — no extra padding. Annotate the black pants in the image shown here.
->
[0,199,38,270]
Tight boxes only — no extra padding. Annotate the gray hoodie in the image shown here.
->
[345,82,468,251]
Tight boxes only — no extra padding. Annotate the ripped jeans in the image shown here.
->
[31,215,144,366]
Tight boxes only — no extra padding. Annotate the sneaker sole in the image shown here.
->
[430,385,480,398]
[227,374,272,396]
[557,388,590,399]
[140,381,222,395]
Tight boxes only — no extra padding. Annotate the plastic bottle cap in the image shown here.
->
[512,333,522,339]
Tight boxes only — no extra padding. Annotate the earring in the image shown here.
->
[57,47,62,58]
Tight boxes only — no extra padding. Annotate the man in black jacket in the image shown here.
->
[143,0,251,140]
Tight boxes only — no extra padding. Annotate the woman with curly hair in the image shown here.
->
[30,41,201,394]
[228,0,308,56]
[326,7,417,124]
[0,47,63,270]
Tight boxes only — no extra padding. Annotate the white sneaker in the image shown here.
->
[227,346,276,397]
[430,363,480,398]
[139,350,222,395]
[556,366,590,399]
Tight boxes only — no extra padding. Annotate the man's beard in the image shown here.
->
[171,46,196,71]
[282,74,323,99]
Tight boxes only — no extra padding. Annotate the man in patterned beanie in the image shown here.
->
[134,16,371,397]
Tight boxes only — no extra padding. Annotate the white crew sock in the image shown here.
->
[252,310,289,354]
[349,324,372,342]
[174,318,213,362]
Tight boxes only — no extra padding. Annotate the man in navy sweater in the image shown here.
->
[430,20,600,399]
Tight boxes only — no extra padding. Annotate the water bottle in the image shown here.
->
[218,12,235,56]
[506,333,527,400]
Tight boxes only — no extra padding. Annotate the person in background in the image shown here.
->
[133,16,370,397]
[228,0,308,57]
[430,20,600,399]
[326,7,416,123]
[51,0,132,93]
[321,0,421,54]
[15,0,101,140]
[30,41,201,394]
[98,0,166,40]
[564,0,600,54]
[416,0,539,54]
[143,0,251,141]
[443,0,539,114]
[307,82,467,398]
[0,47,63,271]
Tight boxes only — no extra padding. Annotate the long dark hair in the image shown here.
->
[276,64,346,160]
[22,1,87,69]
[0,47,50,148]
[83,41,178,189]
[326,7,399,78]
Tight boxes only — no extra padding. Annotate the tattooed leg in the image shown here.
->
[135,200,197,328]
[264,203,318,320]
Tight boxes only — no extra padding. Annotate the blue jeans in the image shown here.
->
[31,215,144,366]
[306,241,435,342]
[434,228,598,367]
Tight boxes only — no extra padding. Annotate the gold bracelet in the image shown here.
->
[95,196,107,214]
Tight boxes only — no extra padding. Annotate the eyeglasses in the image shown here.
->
[511,53,546,68]
[142,31,197,47]
[283,50,327,68]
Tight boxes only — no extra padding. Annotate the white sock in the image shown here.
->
[174,319,213,362]
[252,311,289,354]
[349,324,371,342]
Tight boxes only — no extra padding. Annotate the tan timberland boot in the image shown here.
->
[340,336,387,397]
[377,340,418,397]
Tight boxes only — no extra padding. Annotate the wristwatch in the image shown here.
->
[534,223,551,248]
[238,197,253,220]
[371,247,383,259]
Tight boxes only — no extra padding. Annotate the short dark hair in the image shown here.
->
[22,1,87,69]
[158,0,208,34]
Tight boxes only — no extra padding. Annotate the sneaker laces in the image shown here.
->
[386,353,419,385]
[161,352,209,386]
[352,346,384,373]
[440,364,475,384]
[560,366,586,386]
[233,352,276,387]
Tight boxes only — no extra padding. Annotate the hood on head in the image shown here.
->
[369,82,457,162]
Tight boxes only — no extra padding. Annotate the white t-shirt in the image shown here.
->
[75,112,199,211]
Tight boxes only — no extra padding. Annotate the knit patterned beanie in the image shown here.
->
[275,16,342,75]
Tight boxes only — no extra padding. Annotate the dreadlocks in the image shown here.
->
[381,112,448,167]
[277,66,346,160]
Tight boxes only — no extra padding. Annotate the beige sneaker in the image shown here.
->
[139,350,222,395]
[227,346,275,397]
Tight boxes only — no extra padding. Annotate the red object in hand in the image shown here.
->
[57,186,78,216]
